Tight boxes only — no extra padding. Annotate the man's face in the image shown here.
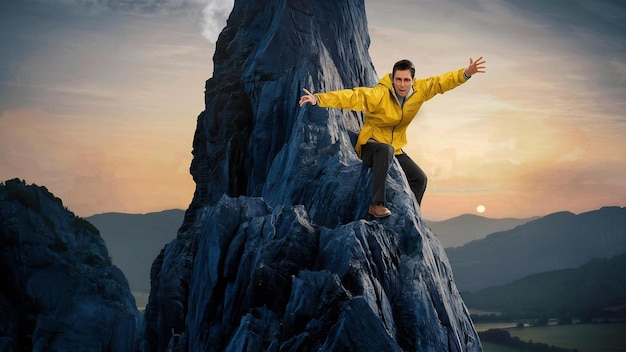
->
[393,69,413,97]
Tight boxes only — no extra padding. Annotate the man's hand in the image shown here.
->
[299,88,317,106]
[465,56,486,77]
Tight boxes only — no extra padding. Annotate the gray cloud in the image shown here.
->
[11,0,206,14]
[4,0,234,43]
[201,0,234,43]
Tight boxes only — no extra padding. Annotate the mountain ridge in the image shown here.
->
[447,206,626,292]
[426,213,538,248]
[86,209,184,293]
[462,252,626,318]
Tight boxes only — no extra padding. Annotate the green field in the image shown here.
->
[482,323,626,352]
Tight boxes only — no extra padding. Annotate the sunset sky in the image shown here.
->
[1,0,625,221]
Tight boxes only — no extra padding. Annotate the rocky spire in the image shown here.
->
[143,0,483,351]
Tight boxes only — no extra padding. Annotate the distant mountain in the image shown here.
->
[447,207,626,292]
[425,214,537,248]
[462,253,626,318]
[86,209,184,293]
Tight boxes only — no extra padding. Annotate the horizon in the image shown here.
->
[1,0,625,221]
[83,205,623,223]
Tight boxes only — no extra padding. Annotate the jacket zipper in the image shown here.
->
[391,95,405,148]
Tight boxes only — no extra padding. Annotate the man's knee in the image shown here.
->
[411,171,427,185]
[367,142,394,165]
[380,143,394,161]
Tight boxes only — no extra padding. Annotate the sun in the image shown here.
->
[476,205,486,213]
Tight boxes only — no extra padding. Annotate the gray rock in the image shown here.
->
[0,179,141,351]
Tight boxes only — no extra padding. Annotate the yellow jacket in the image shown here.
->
[315,67,469,157]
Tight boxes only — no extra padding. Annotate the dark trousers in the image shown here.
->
[361,141,428,205]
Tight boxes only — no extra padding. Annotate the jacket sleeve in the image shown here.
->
[315,86,383,112]
[416,67,469,102]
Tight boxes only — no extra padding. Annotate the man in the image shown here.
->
[299,57,486,218]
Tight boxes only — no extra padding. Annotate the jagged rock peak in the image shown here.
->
[0,178,141,351]
[144,0,483,351]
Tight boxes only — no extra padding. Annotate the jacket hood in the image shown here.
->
[378,73,393,90]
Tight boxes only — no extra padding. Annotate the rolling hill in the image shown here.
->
[462,253,626,318]
[425,214,537,248]
[446,207,626,292]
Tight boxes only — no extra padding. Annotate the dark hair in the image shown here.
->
[392,59,415,78]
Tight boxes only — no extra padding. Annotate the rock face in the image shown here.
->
[143,1,482,351]
[0,179,141,351]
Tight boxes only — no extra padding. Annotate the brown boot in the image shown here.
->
[368,203,391,218]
